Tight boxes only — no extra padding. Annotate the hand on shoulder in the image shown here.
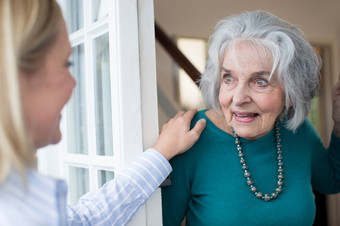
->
[152,109,206,160]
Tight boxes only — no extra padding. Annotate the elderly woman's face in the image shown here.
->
[219,43,285,140]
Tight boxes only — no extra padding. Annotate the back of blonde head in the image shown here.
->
[0,0,63,183]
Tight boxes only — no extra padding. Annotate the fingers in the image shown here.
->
[173,111,186,119]
[189,118,207,139]
[332,74,340,99]
[182,109,198,120]
[153,109,205,160]
[172,109,198,121]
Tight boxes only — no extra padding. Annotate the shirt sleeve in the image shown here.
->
[67,148,172,226]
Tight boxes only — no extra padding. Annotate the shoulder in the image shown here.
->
[171,109,229,164]
[0,170,63,225]
[282,118,323,148]
[170,110,208,165]
[190,109,208,126]
[0,212,10,226]
[294,119,320,138]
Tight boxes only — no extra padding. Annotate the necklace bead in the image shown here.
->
[233,121,283,202]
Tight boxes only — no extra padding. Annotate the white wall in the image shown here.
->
[154,0,340,41]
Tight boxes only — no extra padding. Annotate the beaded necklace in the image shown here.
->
[232,121,283,201]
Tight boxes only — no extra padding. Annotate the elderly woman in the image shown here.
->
[162,10,340,225]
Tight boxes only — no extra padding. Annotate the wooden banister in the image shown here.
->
[154,22,201,85]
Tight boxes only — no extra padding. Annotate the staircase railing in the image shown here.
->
[154,22,201,85]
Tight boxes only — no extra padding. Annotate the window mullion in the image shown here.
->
[84,31,97,166]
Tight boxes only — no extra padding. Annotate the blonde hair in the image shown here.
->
[0,0,63,183]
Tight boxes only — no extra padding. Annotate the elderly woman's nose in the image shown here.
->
[232,83,251,105]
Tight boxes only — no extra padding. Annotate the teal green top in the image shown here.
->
[162,110,340,226]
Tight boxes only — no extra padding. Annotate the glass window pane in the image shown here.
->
[93,33,113,156]
[98,170,114,187]
[67,44,88,155]
[68,166,89,205]
[92,0,109,22]
[65,0,84,33]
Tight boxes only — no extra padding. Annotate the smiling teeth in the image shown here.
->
[237,114,249,117]
[235,113,257,117]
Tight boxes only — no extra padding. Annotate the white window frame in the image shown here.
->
[38,0,161,225]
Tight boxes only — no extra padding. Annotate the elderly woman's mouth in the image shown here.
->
[233,112,259,122]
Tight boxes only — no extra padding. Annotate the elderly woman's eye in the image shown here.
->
[223,74,234,83]
[254,78,268,86]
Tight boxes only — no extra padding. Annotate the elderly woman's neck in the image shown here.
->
[205,109,233,135]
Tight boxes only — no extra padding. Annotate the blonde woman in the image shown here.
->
[0,0,206,225]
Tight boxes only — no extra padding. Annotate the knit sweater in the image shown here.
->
[162,109,340,226]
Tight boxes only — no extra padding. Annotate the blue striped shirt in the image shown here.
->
[0,149,172,225]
